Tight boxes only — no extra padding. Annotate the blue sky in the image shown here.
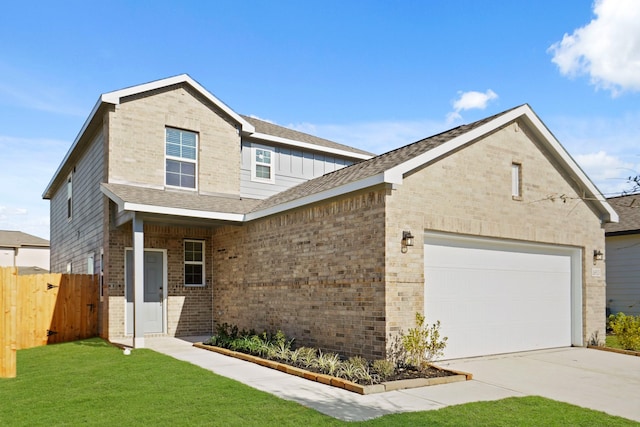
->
[1,0,639,239]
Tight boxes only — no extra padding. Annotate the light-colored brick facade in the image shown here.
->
[108,84,240,195]
[210,119,606,359]
[385,120,606,346]
[213,189,388,357]
[45,76,611,360]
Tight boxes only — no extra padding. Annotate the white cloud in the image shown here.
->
[548,0,640,95]
[574,151,640,196]
[447,90,498,124]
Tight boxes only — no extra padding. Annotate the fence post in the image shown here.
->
[1,267,17,378]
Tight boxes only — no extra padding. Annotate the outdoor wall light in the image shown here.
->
[593,249,604,264]
[401,231,415,253]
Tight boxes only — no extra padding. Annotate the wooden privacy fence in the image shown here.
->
[1,267,99,377]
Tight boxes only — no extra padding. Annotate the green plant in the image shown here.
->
[608,312,640,350]
[297,347,317,368]
[337,359,361,381]
[401,313,448,369]
[315,350,341,376]
[372,359,395,381]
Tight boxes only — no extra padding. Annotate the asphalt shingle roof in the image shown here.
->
[102,183,262,215]
[251,108,515,213]
[605,193,640,234]
[101,107,520,219]
[241,115,375,157]
[0,230,49,248]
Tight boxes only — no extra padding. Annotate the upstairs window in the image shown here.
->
[67,172,73,220]
[251,146,275,184]
[184,240,205,286]
[512,162,522,199]
[166,128,197,189]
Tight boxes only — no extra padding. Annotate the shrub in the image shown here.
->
[297,347,317,368]
[608,312,640,351]
[315,351,341,376]
[371,359,395,381]
[401,313,448,369]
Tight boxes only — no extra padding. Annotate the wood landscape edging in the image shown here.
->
[193,342,472,395]
[587,345,640,357]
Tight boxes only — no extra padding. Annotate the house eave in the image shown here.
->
[245,132,373,161]
[43,74,256,200]
[383,104,619,224]
[246,173,388,221]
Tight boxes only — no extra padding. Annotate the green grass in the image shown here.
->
[607,334,623,349]
[1,339,637,426]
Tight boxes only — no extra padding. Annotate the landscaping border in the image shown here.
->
[193,342,472,395]
[587,345,640,357]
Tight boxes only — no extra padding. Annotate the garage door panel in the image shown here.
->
[425,236,574,360]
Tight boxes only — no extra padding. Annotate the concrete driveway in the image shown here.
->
[143,338,640,422]
[441,347,640,422]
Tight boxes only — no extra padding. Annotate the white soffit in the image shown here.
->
[246,132,373,161]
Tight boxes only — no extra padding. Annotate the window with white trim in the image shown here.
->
[512,162,522,199]
[67,172,73,220]
[251,146,275,183]
[184,240,205,286]
[166,127,197,189]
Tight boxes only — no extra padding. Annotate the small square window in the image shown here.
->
[251,146,275,183]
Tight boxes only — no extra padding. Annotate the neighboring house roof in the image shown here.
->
[101,183,262,223]
[241,115,374,159]
[43,74,372,199]
[246,104,618,223]
[605,193,640,235]
[0,230,49,248]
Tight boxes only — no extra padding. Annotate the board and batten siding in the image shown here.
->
[240,141,353,199]
[606,234,640,317]
[50,128,105,274]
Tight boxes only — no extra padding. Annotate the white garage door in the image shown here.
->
[424,233,581,360]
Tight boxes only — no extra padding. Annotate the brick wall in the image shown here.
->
[212,189,388,358]
[105,217,213,338]
[385,119,607,345]
[107,83,240,195]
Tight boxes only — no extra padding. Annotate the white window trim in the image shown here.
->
[184,239,205,287]
[165,127,198,191]
[67,171,73,220]
[87,252,95,275]
[250,145,276,184]
[512,162,522,200]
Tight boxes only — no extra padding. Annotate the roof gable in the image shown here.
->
[248,105,618,224]
[43,75,372,199]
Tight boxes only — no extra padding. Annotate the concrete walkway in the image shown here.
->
[130,337,640,422]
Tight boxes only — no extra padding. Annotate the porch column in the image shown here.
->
[133,214,145,349]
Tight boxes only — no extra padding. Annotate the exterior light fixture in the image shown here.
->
[593,249,604,264]
[401,231,415,253]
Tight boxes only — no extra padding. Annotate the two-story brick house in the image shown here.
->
[44,74,617,360]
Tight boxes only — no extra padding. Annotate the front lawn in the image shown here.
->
[0,339,636,426]
[607,334,622,349]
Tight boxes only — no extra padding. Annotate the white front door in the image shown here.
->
[126,250,165,334]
